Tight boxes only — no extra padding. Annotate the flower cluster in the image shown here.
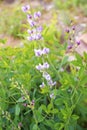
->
[66,25,81,50]
[22,5,56,98]
[22,5,42,41]
[36,63,56,88]
[34,47,50,57]
[43,72,56,87]
[36,62,49,71]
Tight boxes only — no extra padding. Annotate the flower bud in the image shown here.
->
[76,40,80,45]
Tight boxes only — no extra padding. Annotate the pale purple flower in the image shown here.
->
[27,29,33,34]
[52,81,56,86]
[28,20,36,27]
[50,93,55,99]
[27,36,33,41]
[36,33,42,40]
[48,80,53,86]
[43,62,49,69]
[30,35,35,41]
[34,49,42,57]
[37,26,43,32]
[46,75,51,81]
[36,64,43,71]
[34,48,49,56]
[36,62,49,71]
[48,80,56,86]
[40,82,45,88]
[22,5,30,12]
[34,11,41,19]
[45,75,51,81]
[42,47,50,55]
[31,34,37,40]
[27,14,32,19]
[43,72,51,81]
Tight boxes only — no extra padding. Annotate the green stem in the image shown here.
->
[65,91,82,129]
[47,55,61,79]
[33,110,40,130]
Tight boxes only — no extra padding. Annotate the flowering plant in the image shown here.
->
[22,5,57,99]
[0,4,87,130]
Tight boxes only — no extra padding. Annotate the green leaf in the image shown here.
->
[41,105,47,112]
[83,52,87,60]
[76,124,84,130]
[35,110,44,123]
[80,75,87,86]
[78,68,85,78]
[61,56,68,65]
[55,98,63,106]
[43,26,49,35]
[59,56,68,69]
[15,104,20,116]
[32,124,38,130]
[72,114,79,120]
[47,103,53,113]
[44,119,54,128]
[41,86,49,94]
[39,124,48,130]
[17,97,25,103]
[54,123,64,130]
[51,109,59,114]
[65,125,75,130]
[72,53,83,67]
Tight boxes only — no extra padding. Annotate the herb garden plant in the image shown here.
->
[0,4,87,130]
